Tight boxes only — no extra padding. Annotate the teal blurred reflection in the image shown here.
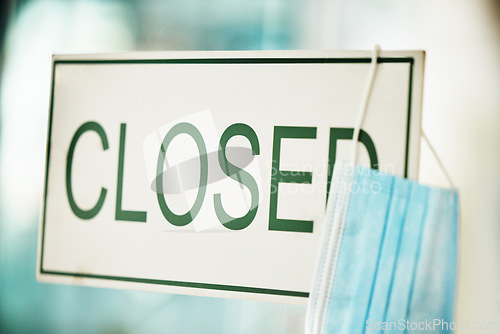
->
[0,0,305,333]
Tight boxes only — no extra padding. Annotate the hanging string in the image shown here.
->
[349,44,455,190]
[421,130,455,188]
[350,44,381,165]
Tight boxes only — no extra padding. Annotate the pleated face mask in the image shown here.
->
[306,163,459,334]
[306,46,460,334]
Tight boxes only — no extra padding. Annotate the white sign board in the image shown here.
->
[38,50,424,304]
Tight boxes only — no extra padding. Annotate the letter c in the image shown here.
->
[66,121,108,219]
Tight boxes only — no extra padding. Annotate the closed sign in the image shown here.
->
[38,50,424,304]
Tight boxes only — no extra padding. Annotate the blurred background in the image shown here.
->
[0,0,498,333]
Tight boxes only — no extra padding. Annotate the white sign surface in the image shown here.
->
[38,50,424,304]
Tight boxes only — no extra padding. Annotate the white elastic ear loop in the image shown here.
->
[421,129,455,189]
[305,45,383,334]
[350,45,381,166]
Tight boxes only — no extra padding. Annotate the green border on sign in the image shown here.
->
[40,57,415,298]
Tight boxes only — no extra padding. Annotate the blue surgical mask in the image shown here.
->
[306,45,459,334]
[306,162,459,334]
